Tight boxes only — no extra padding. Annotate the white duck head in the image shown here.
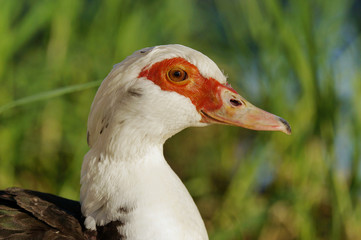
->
[80,44,290,240]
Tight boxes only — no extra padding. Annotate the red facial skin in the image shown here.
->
[138,57,291,134]
[138,57,235,114]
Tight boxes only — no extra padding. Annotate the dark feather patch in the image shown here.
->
[0,188,84,239]
[0,188,124,240]
[87,131,90,146]
[128,88,142,97]
[118,206,132,214]
[97,221,125,240]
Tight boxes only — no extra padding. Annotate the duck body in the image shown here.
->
[0,44,290,239]
[0,187,89,240]
[0,187,124,239]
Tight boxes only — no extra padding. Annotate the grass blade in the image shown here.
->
[0,80,102,114]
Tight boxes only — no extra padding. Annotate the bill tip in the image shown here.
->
[279,117,292,135]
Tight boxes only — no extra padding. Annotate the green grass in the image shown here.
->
[1,0,360,239]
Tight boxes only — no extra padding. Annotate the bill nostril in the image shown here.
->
[230,99,242,107]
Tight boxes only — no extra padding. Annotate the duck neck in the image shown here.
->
[80,126,208,239]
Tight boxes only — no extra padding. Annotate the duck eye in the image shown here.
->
[168,68,188,82]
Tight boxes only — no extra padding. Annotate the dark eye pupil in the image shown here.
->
[168,68,187,82]
[173,71,181,77]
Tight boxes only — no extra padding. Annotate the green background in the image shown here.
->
[1,0,361,239]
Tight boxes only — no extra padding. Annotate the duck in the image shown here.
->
[0,44,291,240]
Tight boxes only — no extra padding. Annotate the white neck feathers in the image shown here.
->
[80,126,208,239]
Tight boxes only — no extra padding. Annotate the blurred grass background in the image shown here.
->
[0,0,360,239]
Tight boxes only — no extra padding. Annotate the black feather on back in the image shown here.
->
[0,188,123,240]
